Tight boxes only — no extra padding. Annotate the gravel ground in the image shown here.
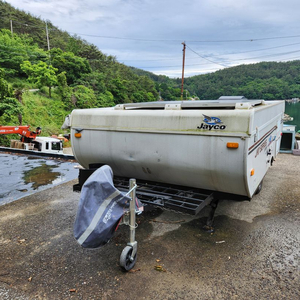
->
[0,153,299,299]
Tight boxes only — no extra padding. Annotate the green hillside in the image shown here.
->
[131,60,300,101]
[129,66,189,100]
[0,0,184,104]
[184,61,300,100]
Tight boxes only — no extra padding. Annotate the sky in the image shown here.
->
[5,0,300,78]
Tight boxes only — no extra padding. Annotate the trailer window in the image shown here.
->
[46,142,49,150]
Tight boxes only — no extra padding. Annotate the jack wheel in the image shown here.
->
[120,246,137,271]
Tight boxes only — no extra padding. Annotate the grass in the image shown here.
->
[0,78,72,146]
[21,91,71,136]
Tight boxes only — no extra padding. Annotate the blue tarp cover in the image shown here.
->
[74,165,130,248]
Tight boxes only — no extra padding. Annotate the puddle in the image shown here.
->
[0,153,78,205]
[23,163,61,190]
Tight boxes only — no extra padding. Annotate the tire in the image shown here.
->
[254,180,263,195]
[120,246,137,271]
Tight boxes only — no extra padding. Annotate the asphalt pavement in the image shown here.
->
[0,153,299,299]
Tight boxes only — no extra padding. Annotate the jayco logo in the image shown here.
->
[197,114,226,130]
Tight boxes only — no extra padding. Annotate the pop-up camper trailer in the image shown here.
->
[69,97,284,200]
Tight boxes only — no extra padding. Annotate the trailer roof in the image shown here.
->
[115,99,264,110]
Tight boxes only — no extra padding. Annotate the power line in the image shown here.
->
[186,45,227,67]
[115,41,300,63]
[185,44,300,67]
[112,41,300,65]
[2,16,300,44]
[191,42,300,58]
[220,49,300,63]
[68,31,300,44]
[137,48,300,69]
[188,35,300,43]
[119,56,182,62]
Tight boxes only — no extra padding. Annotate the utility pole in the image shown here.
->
[181,42,186,100]
[45,21,51,52]
[10,20,13,36]
[45,21,51,64]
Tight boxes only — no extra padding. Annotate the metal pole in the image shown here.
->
[10,20,13,36]
[181,42,186,100]
[45,21,51,65]
[129,178,136,244]
[45,21,50,52]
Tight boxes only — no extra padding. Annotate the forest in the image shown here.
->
[0,1,185,106]
[184,61,300,100]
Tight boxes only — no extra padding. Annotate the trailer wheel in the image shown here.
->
[254,180,263,195]
[120,246,137,271]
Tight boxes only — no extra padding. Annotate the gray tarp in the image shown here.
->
[73,165,131,248]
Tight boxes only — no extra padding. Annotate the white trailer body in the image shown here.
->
[70,99,284,198]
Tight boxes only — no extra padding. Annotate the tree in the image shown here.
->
[0,97,23,121]
[21,61,58,97]
[56,71,71,103]
[0,68,22,121]
[75,71,107,94]
[97,91,115,107]
[70,85,97,109]
[12,82,26,125]
[0,29,47,76]
[50,48,91,85]
[0,68,13,100]
[108,78,128,103]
